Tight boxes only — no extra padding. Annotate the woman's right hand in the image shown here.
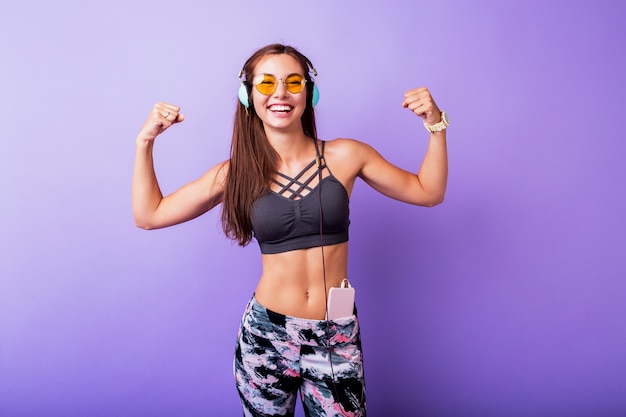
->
[136,102,185,144]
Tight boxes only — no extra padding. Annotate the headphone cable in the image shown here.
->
[315,138,350,415]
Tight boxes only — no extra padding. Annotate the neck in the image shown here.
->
[266,128,314,165]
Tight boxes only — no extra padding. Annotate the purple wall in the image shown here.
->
[2,1,625,416]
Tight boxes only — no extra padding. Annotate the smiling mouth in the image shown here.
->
[268,104,293,114]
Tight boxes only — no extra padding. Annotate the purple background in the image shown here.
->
[2,1,625,416]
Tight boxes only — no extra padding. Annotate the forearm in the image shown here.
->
[416,130,448,205]
[132,140,164,228]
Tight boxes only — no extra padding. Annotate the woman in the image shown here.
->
[132,43,448,416]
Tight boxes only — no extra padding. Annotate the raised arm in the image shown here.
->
[357,87,448,206]
[132,102,227,230]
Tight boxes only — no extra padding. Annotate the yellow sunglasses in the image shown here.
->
[252,73,307,95]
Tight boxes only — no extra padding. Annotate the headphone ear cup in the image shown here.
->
[312,84,320,107]
[238,83,250,108]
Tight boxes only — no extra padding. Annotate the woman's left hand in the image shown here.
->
[402,87,441,126]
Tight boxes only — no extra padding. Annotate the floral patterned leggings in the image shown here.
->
[234,296,366,417]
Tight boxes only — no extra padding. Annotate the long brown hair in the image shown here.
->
[221,44,319,246]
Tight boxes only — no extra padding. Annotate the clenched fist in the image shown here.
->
[402,87,441,126]
[136,102,185,144]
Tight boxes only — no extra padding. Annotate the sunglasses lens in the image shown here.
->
[255,74,277,95]
[253,74,306,95]
[285,74,305,93]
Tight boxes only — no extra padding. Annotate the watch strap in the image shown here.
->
[424,111,450,133]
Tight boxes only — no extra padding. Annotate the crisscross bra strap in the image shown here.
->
[271,141,327,200]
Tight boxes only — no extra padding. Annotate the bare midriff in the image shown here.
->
[254,242,349,320]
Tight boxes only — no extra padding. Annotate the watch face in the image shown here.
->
[442,111,450,124]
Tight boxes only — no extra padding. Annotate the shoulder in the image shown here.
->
[323,138,380,166]
[323,137,374,158]
[320,138,382,187]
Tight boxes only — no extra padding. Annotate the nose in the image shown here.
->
[273,78,289,97]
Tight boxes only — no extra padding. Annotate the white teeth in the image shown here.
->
[269,105,292,112]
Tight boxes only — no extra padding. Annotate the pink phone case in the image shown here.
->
[326,286,355,320]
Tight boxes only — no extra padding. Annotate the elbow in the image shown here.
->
[432,196,445,207]
[133,215,156,230]
[132,205,161,230]
[134,220,152,230]
[422,193,445,207]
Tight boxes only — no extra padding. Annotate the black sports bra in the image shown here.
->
[250,141,350,254]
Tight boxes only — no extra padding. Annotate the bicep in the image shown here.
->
[148,161,228,229]
[356,143,432,206]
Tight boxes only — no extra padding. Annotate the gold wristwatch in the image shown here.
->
[423,111,450,133]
